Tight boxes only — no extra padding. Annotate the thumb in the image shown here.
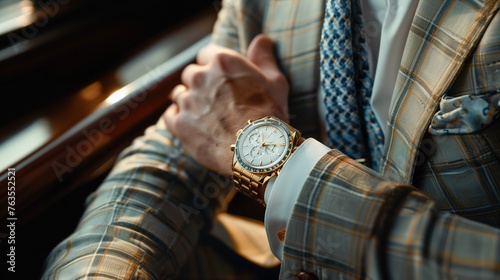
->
[247,34,282,80]
[247,34,289,121]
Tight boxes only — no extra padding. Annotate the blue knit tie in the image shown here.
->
[320,0,384,170]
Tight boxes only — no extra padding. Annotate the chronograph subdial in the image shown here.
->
[248,132,261,145]
[250,145,265,159]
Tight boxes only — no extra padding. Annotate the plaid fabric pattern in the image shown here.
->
[41,120,238,279]
[320,0,384,169]
[380,0,500,184]
[282,150,500,279]
[42,0,500,279]
[211,0,326,139]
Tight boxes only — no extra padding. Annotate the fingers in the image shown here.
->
[177,35,289,122]
[184,49,257,91]
[195,35,283,84]
[247,34,289,118]
[170,84,188,104]
[196,43,259,78]
[181,63,206,87]
[165,83,190,137]
[196,43,239,65]
[246,34,283,81]
[163,104,180,136]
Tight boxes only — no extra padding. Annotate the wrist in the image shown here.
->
[230,116,302,207]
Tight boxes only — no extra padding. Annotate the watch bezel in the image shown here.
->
[234,118,294,174]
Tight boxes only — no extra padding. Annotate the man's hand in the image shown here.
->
[163,34,289,176]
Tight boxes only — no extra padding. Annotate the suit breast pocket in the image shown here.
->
[414,115,500,227]
[428,92,500,135]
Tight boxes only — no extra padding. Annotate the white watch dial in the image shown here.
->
[235,118,293,173]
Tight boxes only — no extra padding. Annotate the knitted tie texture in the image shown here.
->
[320,0,384,170]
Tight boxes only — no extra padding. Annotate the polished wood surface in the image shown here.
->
[0,4,219,277]
[0,9,216,226]
[0,0,213,124]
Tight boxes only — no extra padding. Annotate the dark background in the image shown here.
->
[0,1,215,278]
[0,0,213,125]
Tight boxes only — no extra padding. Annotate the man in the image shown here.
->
[42,0,500,279]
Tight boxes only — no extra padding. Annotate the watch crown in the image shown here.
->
[247,119,253,124]
[230,144,236,152]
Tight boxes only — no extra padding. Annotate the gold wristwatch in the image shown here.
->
[230,116,302,207]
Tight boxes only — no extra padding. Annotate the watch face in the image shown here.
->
[235,118,293,173]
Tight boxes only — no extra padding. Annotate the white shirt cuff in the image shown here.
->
[264,138,331,260]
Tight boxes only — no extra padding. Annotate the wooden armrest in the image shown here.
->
[0,11,215,227]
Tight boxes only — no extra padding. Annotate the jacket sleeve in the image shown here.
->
[41,1,269,278]
[41,119,233,279]
[281,149,500,280]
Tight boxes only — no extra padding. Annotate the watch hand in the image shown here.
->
[265,142,285,146]
[263,131,274,143]
[259,131,265,147]
[260,133,274,147]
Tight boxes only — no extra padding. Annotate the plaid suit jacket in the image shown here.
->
[214,0,500,279]
[42,0,500,279]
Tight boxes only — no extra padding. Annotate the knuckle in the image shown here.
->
[270,74,289,93]
[190,70,206,87]
[176,92,192,109]
[182,64,206,86]
[270,71,287,84]
[213,52,240,71]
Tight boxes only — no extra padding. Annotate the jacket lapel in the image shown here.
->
[380,0,499,183]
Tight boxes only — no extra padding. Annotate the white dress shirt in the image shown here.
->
[264,0,420,259]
